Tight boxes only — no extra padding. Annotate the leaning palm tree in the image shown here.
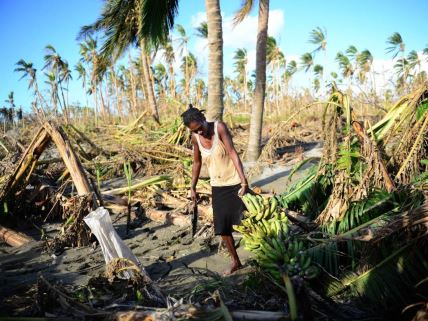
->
[386,32,405,59]
[336,51,354,89]
[308,26,327,54]
[234,0,270,162]
[300,52,314,72]
[14,59,46,115]
[78,0,180,124]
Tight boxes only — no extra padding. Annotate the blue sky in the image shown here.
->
[0,0,427,110]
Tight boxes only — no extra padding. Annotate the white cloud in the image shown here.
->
[191,11,207,28]
[222,9,284,49]
[189,9,285,79]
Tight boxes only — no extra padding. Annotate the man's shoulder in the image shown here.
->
[216,121,228,132]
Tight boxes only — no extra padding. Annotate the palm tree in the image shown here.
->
[356,49,373,85]
[175,24,190,99]
[45,71,59,114]
[194,78,207,103]
[180,52,198,101]
[407,50,421,75]
[154,63,168,98]
[282,60,297,97]
[309,26,327,54]
[233,48,248,111]
[386,32,406,89]
[4,92,15,127]
[266,36,284,113]
[205,0,224,121]
[300,52,314,72]
[336,51,354,87]
[235,0,270,162]
[60,61,72,114]
[195,21,208,38]
[423,45,428,62]
[162,40,176,99]
[313,64,324,79]
[313,78,321,94]
[14,59,46,115]
[78,0,180,123]
[79,37,103,119]
[43,45,69,118]
[394,57,410,91]
[386,32,405,59]
[75,61,89,107]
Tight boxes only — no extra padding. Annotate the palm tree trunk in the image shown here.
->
[247,0,269,162]
[244,66,247,113]
[169,64,176,99]
[140,41,160,124]
[111,71,123,118]
[205,0,224,121]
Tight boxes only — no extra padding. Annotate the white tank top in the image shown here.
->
[195,122,241,187]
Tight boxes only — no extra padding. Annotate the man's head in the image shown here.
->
[181,105,207,136]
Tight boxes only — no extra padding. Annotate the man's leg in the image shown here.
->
[221,234,243,274]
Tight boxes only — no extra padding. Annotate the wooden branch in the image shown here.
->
[0,225,34,247]
[146,209,190,227]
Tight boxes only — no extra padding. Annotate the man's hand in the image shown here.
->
[238,184,248,197]
[191,188,198,202]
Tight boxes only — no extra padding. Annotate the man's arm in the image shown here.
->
[217,122,248,189]
[191,134,202,200]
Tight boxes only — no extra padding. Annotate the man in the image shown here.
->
[181,105,248,275]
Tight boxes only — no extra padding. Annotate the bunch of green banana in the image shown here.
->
[257,237,318,281]
[234,211,289,250]
[241,194,279,221]
[235,213,318,281]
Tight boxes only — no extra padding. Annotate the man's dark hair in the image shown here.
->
[180,104,206,126]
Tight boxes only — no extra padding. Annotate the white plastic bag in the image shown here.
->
[84,207,146,279]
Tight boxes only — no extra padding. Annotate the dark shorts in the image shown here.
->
[212,184,244,235]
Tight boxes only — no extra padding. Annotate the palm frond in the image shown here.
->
[195,21,208,38]
[233,0,255,26]
[386,32,404,58]
[327,238,428,308]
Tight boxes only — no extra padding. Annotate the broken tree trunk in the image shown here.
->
[0,224,34,247]
[0,122,95,207]
[43,122,92,196]
[351,120,396,192]
[0,127,51,199]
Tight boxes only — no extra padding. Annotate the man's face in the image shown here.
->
[188,120,205,136]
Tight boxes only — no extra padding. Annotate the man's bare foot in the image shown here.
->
[223,262,243,276]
